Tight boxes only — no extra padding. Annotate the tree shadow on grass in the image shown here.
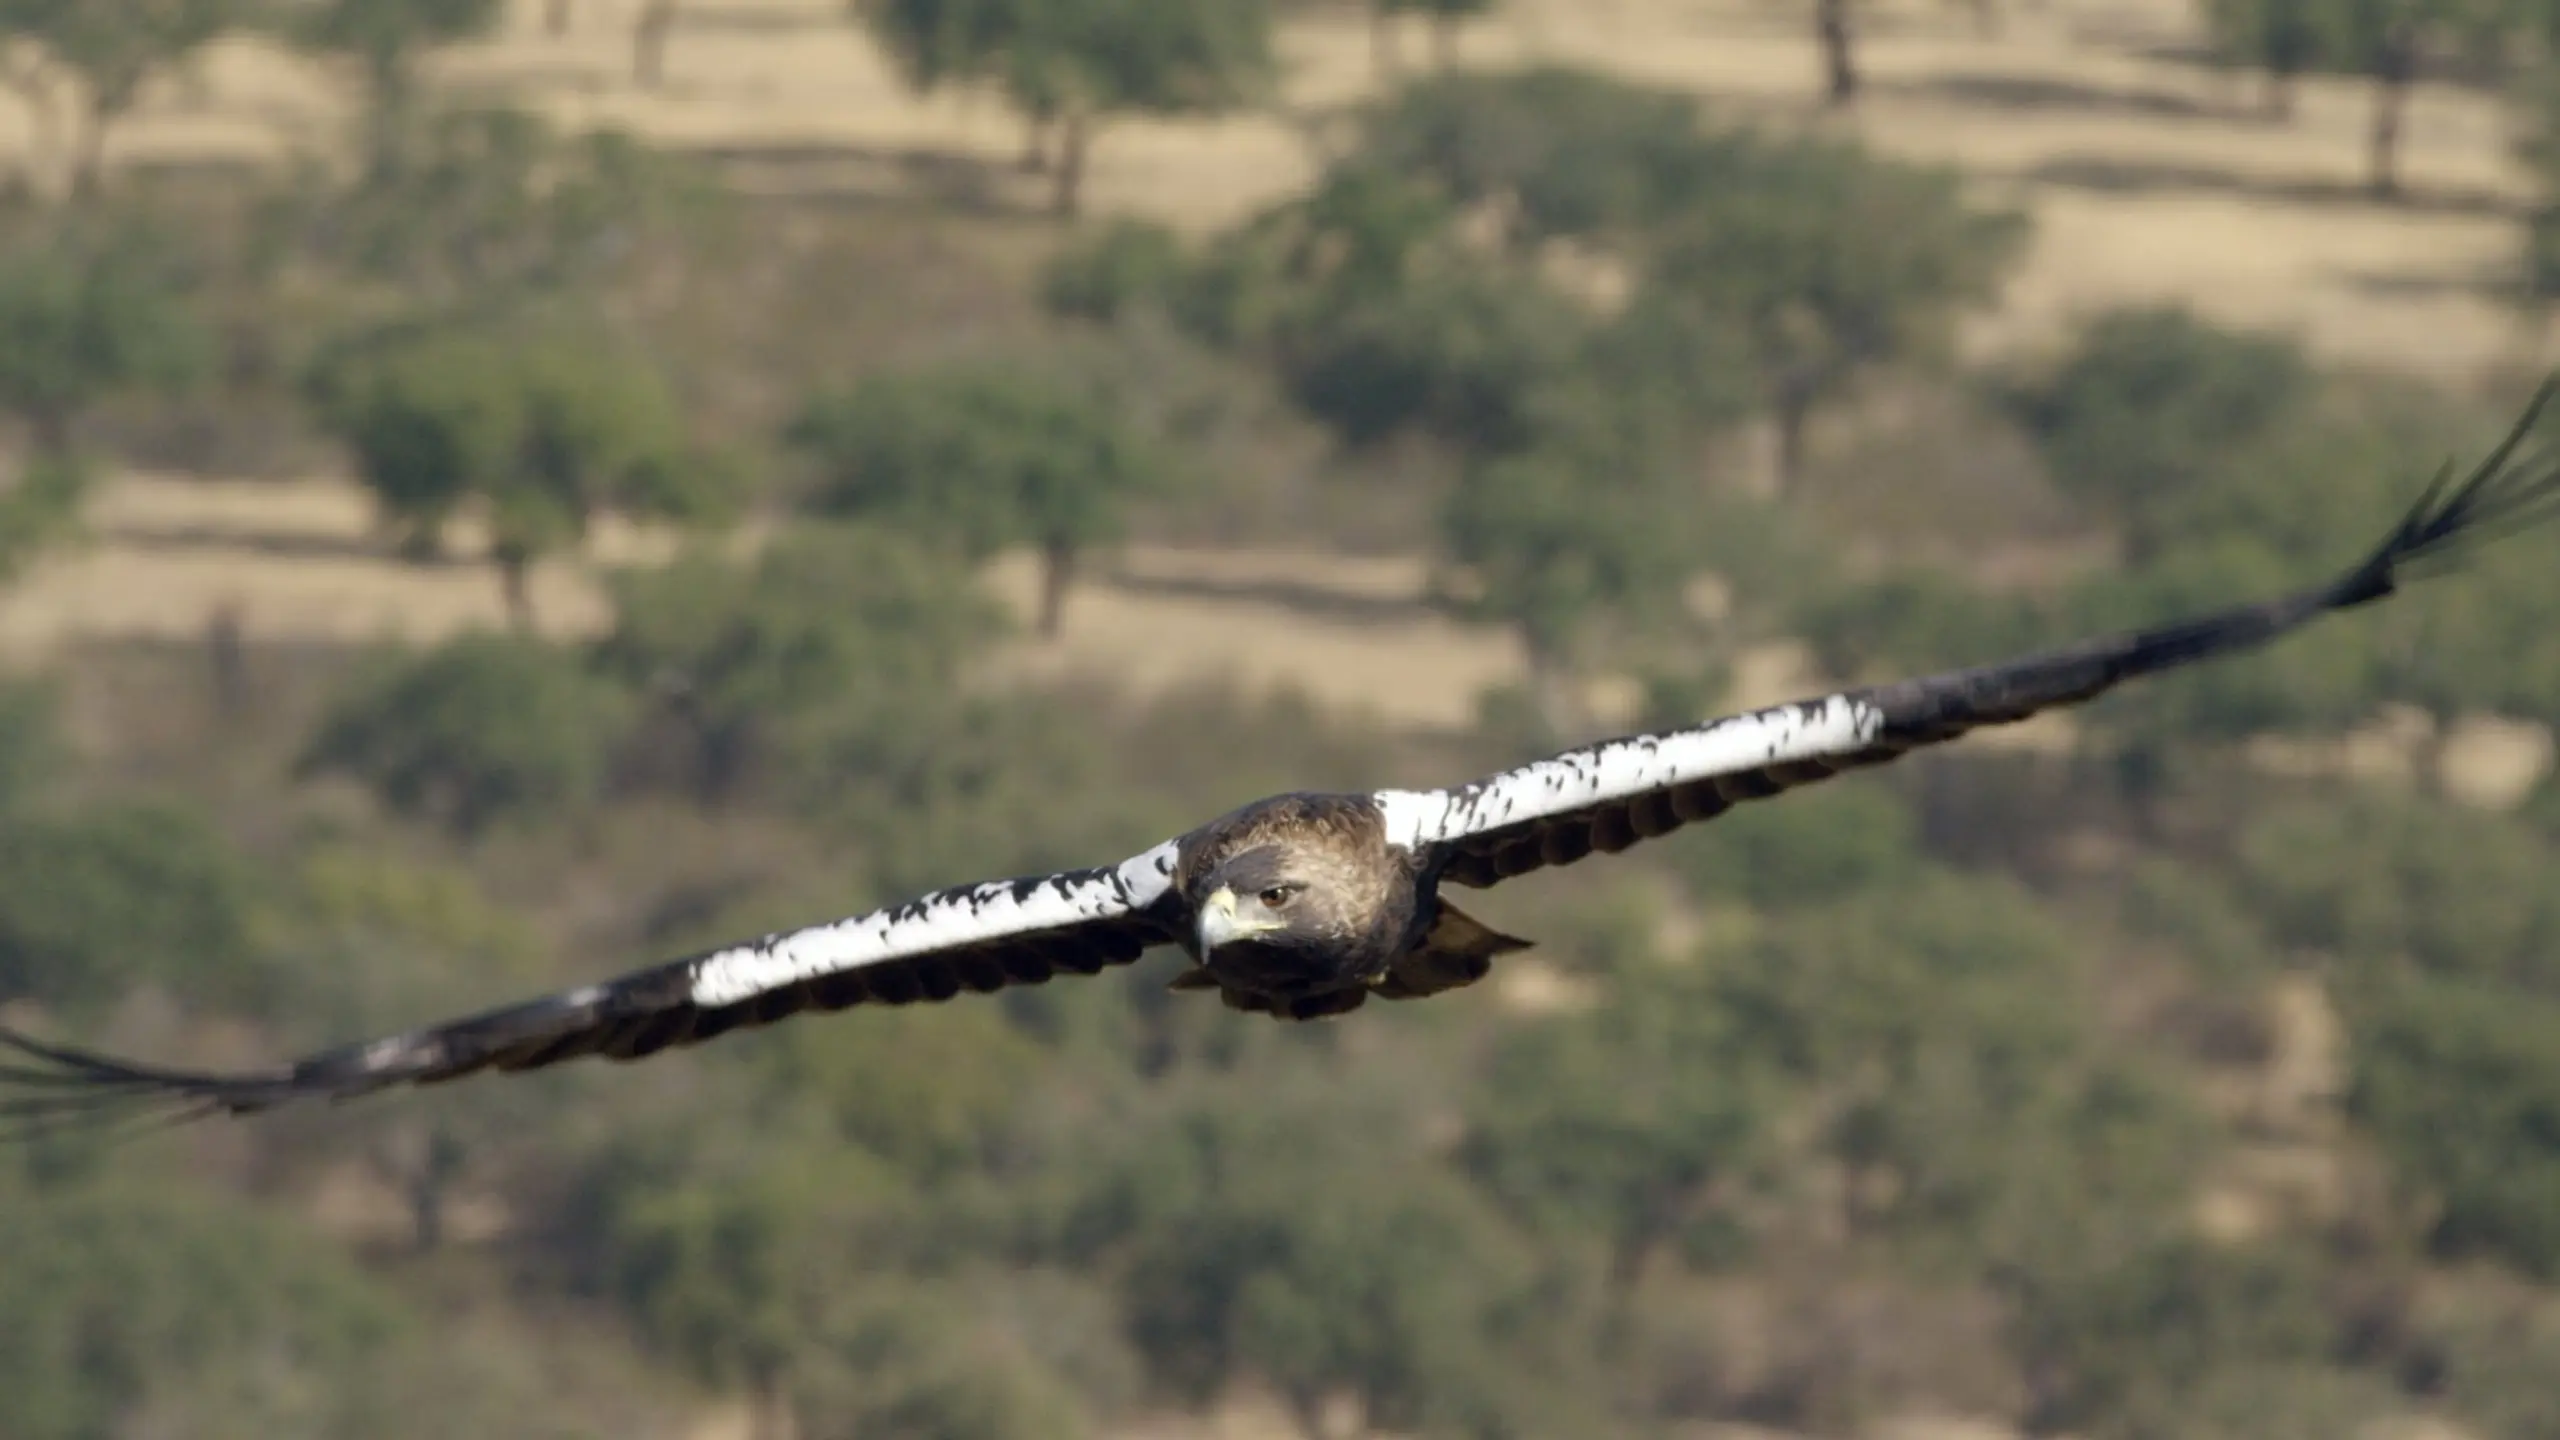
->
[1880,70,2219,121]
[683,138,1042,217]
[2026,154,2525,221]
[1100,568,1436,627]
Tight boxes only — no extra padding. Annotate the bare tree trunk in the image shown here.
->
[633,0,677,87]
[1036,540,1075,638]
[407,1127,464,1254]
[66,102,108,201]
[1370,4,1402,80]
[1050,113,1090,218]
[2366,43,2414,199]
[546,0,574,36]
[1817,0,1858,105]
[497,552,537,631]
[206,600,248,723]
[2261,66,2296,121]
[1018,112,1051,173]
[1773,385,1814,495]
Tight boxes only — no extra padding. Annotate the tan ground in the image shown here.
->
[76,0,2540,378]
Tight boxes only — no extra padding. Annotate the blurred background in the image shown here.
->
[2,0,2560,1436]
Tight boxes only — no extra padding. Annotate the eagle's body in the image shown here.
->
[6,385,2560,1136]
[1168,792,1430,1012]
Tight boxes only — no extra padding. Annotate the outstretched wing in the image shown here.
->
[1381,381,2560,889]
[0,840,1184,1135]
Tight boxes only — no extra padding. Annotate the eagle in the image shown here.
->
[6,384,2560,1137]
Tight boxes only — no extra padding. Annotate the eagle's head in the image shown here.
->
[1193,842,1354,957]
[1180,796,1408,998]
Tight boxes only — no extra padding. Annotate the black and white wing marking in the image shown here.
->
[1380,380,2560,889]
[0,841,1183,1133]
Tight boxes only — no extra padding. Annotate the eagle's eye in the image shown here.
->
[1258,884,1302,909]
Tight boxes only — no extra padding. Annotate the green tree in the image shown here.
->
[1439,404,1698,708]
[284,0,503,176]
[299,633,632,837]
[597,525,1004,803]
[2001,306,2317,562]
[2235,792,2560,995]
[0,800,262,1010]
[0,1174,410,1440]
[1350,67,1742,249]
[1280,256,1587,453]
[2005,1236,2343,1436]
[1004,0,1275,216]
[2203,0,2325,117]
[787,362,1174,636]
[1040,216,1187,325]
[316,324,737,625]
[1463,964,1770,1310]
[2351,977,2560,1278]
[0,0,240,197]
[1063,1087,1601,1437]
[282,107,727,311]
[1718,874,2203,1262]
[1655,135,2026,490]
[0,210,205,495]
[855,0,1275,212]
[854,0,1052,168]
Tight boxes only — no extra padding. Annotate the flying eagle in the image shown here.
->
[7,385,2560,1136]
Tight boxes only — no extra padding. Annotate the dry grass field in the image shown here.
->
[5,0,2546,751]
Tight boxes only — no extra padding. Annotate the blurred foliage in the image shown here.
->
[1439,406,1700,683]
[2007,1237,2345,1437]
[597,524,1005,803]
[1352,65,1749,245]
[0,206,208,455]
[0,1172,410,1440]
[1663,778,1926,912]
[2236,790,2560,993]
[0,0,242,198]
[267,106,732,316]
[1463,963,1770,1296]
[2000,306,2318,561]
[789,361,1175,634]
[314,318,740,622]
[300,632,632,837]
[1041,216,1188,324]
[282,0,504,175]
[1651,133,2027,488]
[0,800,264,1011]
[2348,975,2560,1277]
[859,0,1275,214]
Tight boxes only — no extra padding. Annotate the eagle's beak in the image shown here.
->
[1196,886,1279,953]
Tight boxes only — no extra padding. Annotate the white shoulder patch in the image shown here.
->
[686,839,1182,1008]
[1375,694,1885,850]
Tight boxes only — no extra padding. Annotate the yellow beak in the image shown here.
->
[1196,886,1280,953]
